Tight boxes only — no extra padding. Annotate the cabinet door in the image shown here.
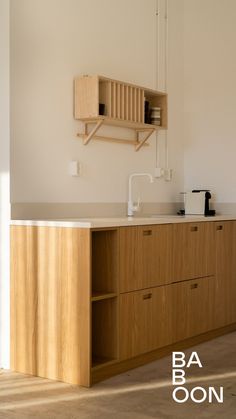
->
[172,222,215,282]
[119,225,172,293]
[172,277,213,342]
[119,286,172,360]
[212,221,236,328]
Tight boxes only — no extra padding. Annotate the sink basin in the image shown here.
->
[54,216,183,227]
[57,216,180,222]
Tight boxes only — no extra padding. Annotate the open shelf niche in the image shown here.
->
[74,75,167,151]
[91,229,119,368]
[92,298,118,368]
[91,229,118,300]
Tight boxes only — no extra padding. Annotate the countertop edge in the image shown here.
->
[10,215,236,229]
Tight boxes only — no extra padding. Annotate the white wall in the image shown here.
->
[10,0,184,207]
[183,0,236,203]
[0,0,10,368]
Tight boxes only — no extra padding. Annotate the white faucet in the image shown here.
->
[128,173,154,217]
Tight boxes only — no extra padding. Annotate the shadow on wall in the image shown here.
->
[0,172,10,368]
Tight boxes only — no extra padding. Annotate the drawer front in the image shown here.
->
[172,276,214,342]
[172,222,215,282]
[119,285,172,360]
[119,224,172,293]
[213,221,236,327]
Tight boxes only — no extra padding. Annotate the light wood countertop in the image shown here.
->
[10,214,236,228]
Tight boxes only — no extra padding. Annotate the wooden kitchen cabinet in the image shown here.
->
[11,226,91,387]
[119,285,172,360]
[212,221,236,328]
[119,224,172,293]
[172,222,215,282]
[172,276,214,342]
[10,219,236,388]
[11,225,120,387]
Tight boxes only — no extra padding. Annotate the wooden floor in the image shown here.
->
[1,332,236,418]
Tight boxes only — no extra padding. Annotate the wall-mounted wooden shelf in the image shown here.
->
[74,75,167,151]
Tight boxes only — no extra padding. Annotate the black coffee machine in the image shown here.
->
[191,189,215,216]
[178,189,216,216]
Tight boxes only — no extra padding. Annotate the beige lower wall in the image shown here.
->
[11,202,236,220]
[213,203,236,215]
[11,202,182,220]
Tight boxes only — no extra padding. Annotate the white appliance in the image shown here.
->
[184,191,206,215]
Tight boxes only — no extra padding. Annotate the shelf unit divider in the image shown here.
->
[117,83,120,119]
[107,81,112,117]
[125,86,128,120]
[141,90,144,123]
[120,84,124,120]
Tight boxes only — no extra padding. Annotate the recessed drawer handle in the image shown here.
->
[190,226,198,232]
[143,293,152,300]
[143,230,152,236]
[190,283,198,289]
[217,225,223,231]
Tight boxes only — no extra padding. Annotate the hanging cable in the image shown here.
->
[164,0,168,93]
[155,0,159,89]
[155,0,159,170]
[155,0,169,175]
[164,0,169,171]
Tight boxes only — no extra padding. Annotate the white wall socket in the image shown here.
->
[69,161,80,176]
[154,167,164,178]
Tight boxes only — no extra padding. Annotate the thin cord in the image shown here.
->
[164,0,169,170]
[156,0,159,90]
[156,135,159,167]
[155,0,159,168]
[164,0,168,93]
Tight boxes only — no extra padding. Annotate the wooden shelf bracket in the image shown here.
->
[77,121,155,151]
[135,128,155,151]
[83,120,104,145]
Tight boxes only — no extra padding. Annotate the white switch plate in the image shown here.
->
[154,167,164,178]
[69,161,80,176]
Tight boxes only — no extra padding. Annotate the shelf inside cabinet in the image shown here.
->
[92,356,116,369]
[91,291,117,302]
[74,75,167,151]
[144,91,167,129]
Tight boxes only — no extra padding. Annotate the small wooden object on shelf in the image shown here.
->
[74,75,167,151]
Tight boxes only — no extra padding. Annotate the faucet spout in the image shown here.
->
[128,173,154,217]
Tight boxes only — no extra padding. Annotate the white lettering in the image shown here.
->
[186,352,203,368]
[172,387,189,403]
[172,369,186,385]
[172,352,186,368]
[190,387,207,403]
[172,352,223,404]
[208,387,224,403]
